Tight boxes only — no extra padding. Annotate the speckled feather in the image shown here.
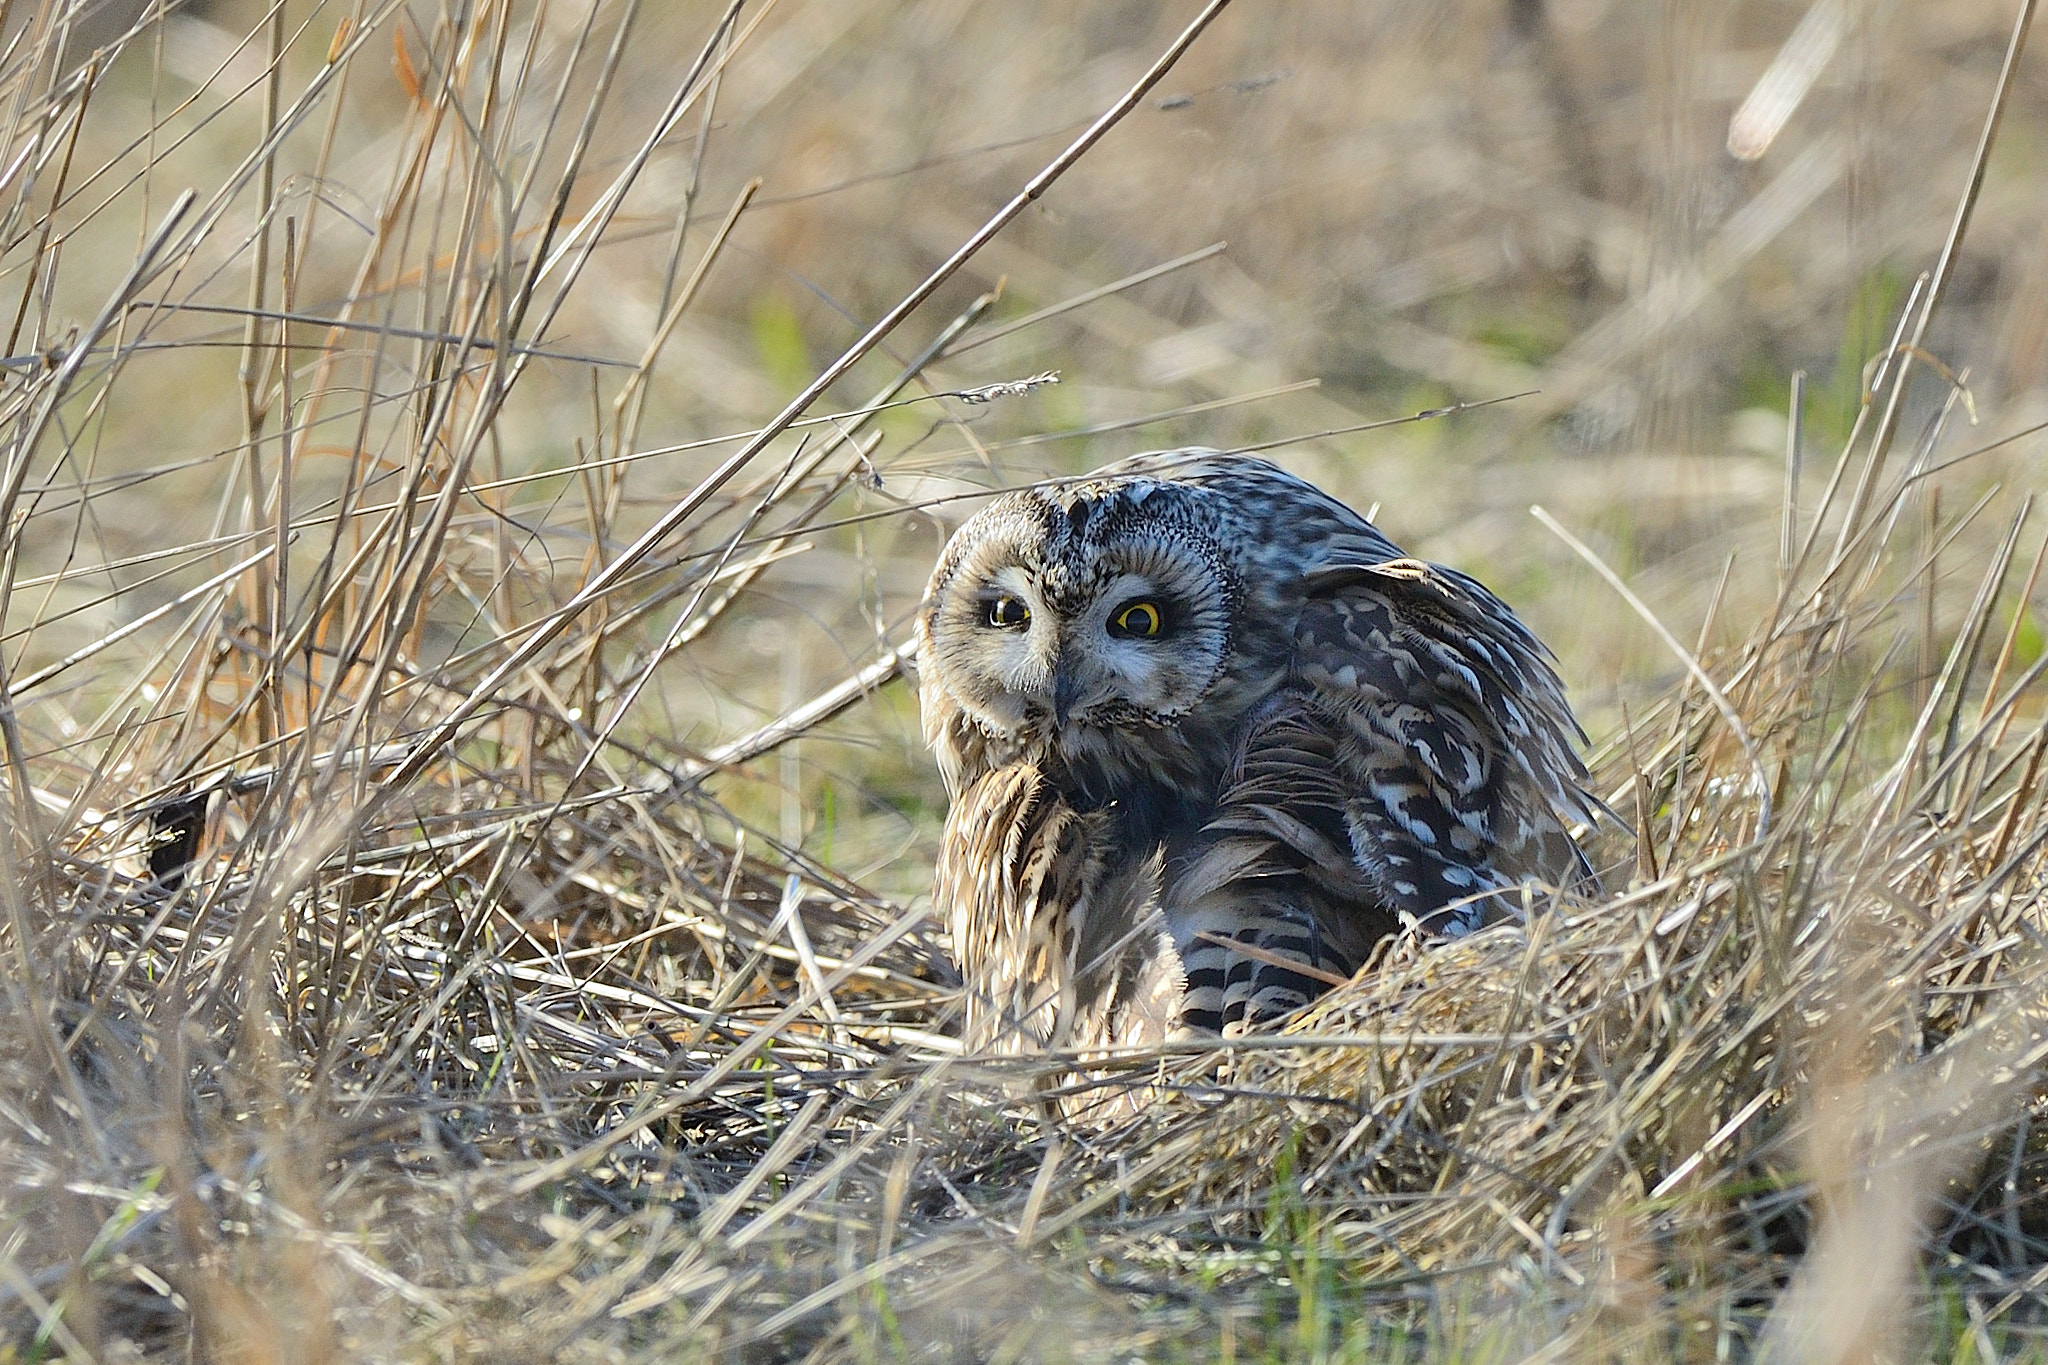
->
[918,450,1597,1050]
[935,762,1183,1054]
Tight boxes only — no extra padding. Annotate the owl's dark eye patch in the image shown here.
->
[1107,599,1166,639]
[983,595,1030,629]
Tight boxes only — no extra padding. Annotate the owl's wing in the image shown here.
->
[1299,557,1600,904]
[1171,558,1597,1022]
[938,763,1184,1056]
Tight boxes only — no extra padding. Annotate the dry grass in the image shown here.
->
[2,0,2048,1360]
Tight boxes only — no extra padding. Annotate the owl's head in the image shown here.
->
[916,473,1259,799]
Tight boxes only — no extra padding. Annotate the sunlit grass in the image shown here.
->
[1,0,2047,1360]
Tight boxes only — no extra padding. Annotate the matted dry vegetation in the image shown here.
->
[3,0,2048,1360]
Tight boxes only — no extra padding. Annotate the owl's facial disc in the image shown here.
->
[920,492,1239,758]
[970,563,1227,743]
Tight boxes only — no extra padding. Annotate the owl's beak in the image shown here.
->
[1052,661,1086,729]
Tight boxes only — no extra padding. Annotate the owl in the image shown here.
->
[916,450,1598,1056]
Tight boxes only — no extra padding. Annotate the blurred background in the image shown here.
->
[16,0,2048,897]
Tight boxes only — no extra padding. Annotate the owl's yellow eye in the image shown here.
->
[1109,600,1164,639]
[984,595,1030,629]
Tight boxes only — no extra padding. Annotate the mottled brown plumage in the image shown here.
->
[932,763,1184,1055]
[917,451,1597,1055]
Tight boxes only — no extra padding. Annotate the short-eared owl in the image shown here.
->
[917,451,1597,1054]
